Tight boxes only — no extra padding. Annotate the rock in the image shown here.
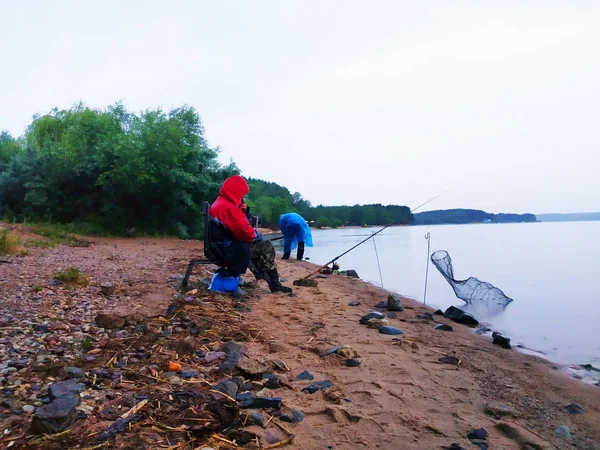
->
[564,403,584,415]
[340,270,359,278]
[224,341,247,355]
[237,358,272,376]
[359,311,385,324]
[379,326,404,335]
[374,301,388,309]
[244,410,265,427]
[302,380,334,394]
[212,381,238,399]
[475,326,492,335]
[280,408,305,423]
[346,359,361,367]
[295,370,314,381]
[62,366,85,380]
[320,345,342,357]
[236,393,282,409]
[22,404,35,413]
[100,282,115,296]
[293,279,318,287]
[367,318,389,329]
[337,345,359,358]
[8,359,29,369]
[205,352,226,363]
[485,402,513,417]
[387,293,404,311]
[443,306,479,327]
[416,312,433,321]
[467,428,488,441]
[95,313,125,329]
[554,425,571,438]
[434,323,453,332]
[261,373,281,389]
[97,415,140,441]
[348,301,361,306]
[30,394,80,434]
[34,324,50,333]
[47,279,63,286]
[492,332,511,349]
[445,445,467,450]
[439,356,460,365]
[48,380,85,400]
[181,370,198,379]
[434,309,444,315]
[386,312,398,319]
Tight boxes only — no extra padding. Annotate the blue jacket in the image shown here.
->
[279,213,313,253]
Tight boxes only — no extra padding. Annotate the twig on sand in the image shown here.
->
[250,329,263,345]
[121,399,148,419]
[263,438,295,449]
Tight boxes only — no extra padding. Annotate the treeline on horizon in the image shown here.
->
[413,209,537,225]
[0,103,413,239]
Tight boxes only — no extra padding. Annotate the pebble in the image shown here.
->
[378,326,404,335]
[301,380,333,394]
[346,359,361,367]
[434,323,453,332]
[22,404,35,412]
[359,311,385,324]
[565,403,584,415]
[554,425,572,438]
[295,370,314,381]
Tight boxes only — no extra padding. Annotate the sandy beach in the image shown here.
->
[0,230,598,449]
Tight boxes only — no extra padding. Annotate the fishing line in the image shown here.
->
[302,188,452,279]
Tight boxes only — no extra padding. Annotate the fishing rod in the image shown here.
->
[303,188,452,279]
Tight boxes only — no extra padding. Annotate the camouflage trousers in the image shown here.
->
[249,239,277,274]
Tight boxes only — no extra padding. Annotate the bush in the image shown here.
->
[52,266,89,286]
[316,216,330,228]
[0,230,20,255]
[330,218,344,228]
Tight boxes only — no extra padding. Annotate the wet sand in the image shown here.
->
[243,258,600,450]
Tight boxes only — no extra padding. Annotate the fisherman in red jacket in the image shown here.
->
[209,175,292,293]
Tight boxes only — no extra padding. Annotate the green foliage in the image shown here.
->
[32,284,43,292]
[52,266,89,286]
[413,209,537,225]
[330,218,344,228]
[0,103,238,238]
[246,179,412,228]
[316,216,331,228]
[79,336,94,350]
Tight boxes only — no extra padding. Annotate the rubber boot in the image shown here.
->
[266,269,292,293]
[296,241,305,260]
[282,251,290,260]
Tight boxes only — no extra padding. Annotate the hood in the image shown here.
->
[219,175,250,205]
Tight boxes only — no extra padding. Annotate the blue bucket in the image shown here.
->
[209,273,240,293]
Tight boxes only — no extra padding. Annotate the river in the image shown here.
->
[285,221,600,367]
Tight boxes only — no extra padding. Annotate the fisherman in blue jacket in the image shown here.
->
[279,212,313,260]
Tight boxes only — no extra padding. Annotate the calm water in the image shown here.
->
[288,222,600,366]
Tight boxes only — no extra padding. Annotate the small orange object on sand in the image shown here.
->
[168,361,182,372]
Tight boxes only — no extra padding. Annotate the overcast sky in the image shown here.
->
[1,1,598,214]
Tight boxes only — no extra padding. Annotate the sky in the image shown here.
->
[1,1,598,214]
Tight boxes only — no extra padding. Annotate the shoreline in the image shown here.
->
[0,233,598,449]
[247,257,600,449]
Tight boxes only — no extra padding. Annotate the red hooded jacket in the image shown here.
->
[209,176,256,243]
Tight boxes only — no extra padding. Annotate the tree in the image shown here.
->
[316,216,330,228]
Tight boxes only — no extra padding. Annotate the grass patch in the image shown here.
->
[79,336,93,350]
[52,266,89,286]
[32,284,43,292]
[0,230,21,255]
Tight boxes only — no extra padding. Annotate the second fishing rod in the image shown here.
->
[302,189,451,279]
